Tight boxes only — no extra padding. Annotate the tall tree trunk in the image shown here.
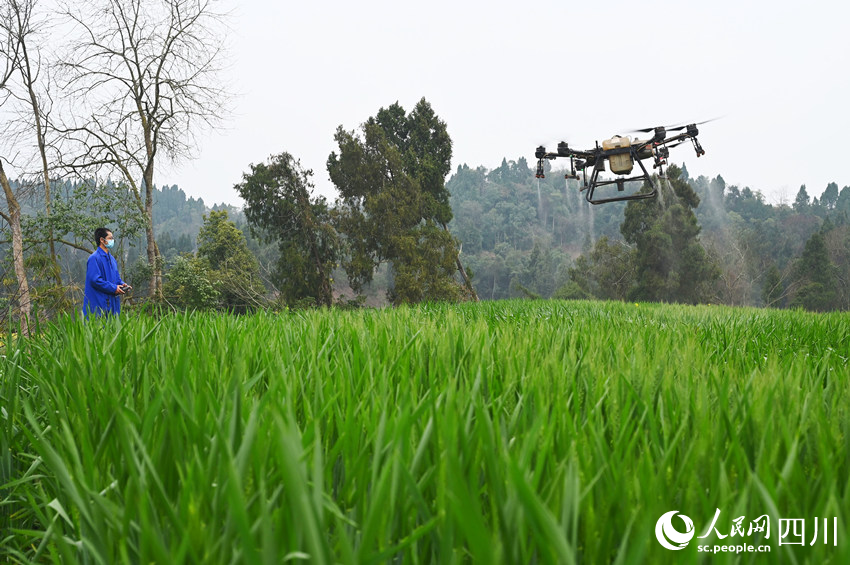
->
[41,164,59,284]
[143,166,162,299]
[0,161,32,337]
[297,191,332,306]
[33,97,60,286]
[442,222,479,302]
[20,37,61,286]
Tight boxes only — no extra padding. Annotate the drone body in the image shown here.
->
[534,122,708,204]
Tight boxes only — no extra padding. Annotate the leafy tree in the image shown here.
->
[790,231,838,311]
[389,223,466,304]
[823,225,850,310]
[196,210,264,312]
[31,180,148,257]
[234,153,339,307]
[552,281,592,300]
[523,242,555,298]
[761,263,783,307]
[836,186,850,215]
[563,236,635,301]
[14,179,147,313]
[793,185,811,213]
[621,165,719,304]
[163,254,220,310]
[710,174,726,199]
[327,98,467,304]
[821,182,839,210]
[726,186,772,222]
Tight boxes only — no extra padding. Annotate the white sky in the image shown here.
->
[163,0,850,207]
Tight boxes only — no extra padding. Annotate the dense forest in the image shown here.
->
[3,155,847,314]
[446,158,849,310]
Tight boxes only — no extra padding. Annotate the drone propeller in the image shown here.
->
[536,129,574,146]
[630,117,719,134]
[665,118,719,132]
[630,125,672,134]
[537,137,573,150]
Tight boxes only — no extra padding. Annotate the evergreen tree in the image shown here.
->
[327,98,465,305]
[790,231,837,311]
[196,210,265,312]
[821,182,839,210]
[523,242,555,298]
[163,254,220,310]
[620,165,719,304]
[836,186,850,215]
[761,263,783,307]
[561,236,635,301]
[235,153,339,307]
[793,185,810,213]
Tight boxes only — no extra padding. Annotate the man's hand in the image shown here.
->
[116,286,126,295]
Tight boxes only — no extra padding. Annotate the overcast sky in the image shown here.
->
[162,0,850,208]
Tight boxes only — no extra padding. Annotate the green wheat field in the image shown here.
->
[1,301,849,564]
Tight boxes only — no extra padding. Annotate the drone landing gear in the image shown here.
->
[564,155,580,181]
[691,136,705,157]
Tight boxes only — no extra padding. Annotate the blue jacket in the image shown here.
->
[83,247,125,317]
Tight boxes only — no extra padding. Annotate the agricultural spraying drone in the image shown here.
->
[534,120,711,204]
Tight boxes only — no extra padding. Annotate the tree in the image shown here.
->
[235,153,339,307]
[196,210,264,312]
[388,222,466,304]
[327,98,471,305]
[621,165,719,304]
[821,182,839,210]
[1,0,61,286]
[163,253,220,310]
[552,281,592,300]
[836,186,850,215]
[24,178,147,311]
[55,0,230,300]
[823,225,850,310]
[0,11,32,334]
[793,185,810,214]
[523,242,555,298]
[789,231,838,311]
[761,263,783,307]
[563,236,635,301]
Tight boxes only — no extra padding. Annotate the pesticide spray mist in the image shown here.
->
[567,176,595,240]
[657,176,671,209]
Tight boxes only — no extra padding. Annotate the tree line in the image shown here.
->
[1,95,477,318]
[1,1,846,328]
[6,149,847,318]
[447,158,849,311]
[1,0,228,334]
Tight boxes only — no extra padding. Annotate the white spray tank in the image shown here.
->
[602,135,633,175]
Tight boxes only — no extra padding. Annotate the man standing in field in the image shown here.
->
[83,227,131,317]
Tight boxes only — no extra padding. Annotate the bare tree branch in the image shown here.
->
[53,0,231,299]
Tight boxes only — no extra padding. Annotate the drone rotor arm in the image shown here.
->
[653,130,706,158]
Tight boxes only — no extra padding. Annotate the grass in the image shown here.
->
[1,300,849,563]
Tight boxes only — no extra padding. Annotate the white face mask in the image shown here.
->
[105,238,115,249]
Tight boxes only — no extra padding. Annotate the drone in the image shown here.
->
[534,121,709,204]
